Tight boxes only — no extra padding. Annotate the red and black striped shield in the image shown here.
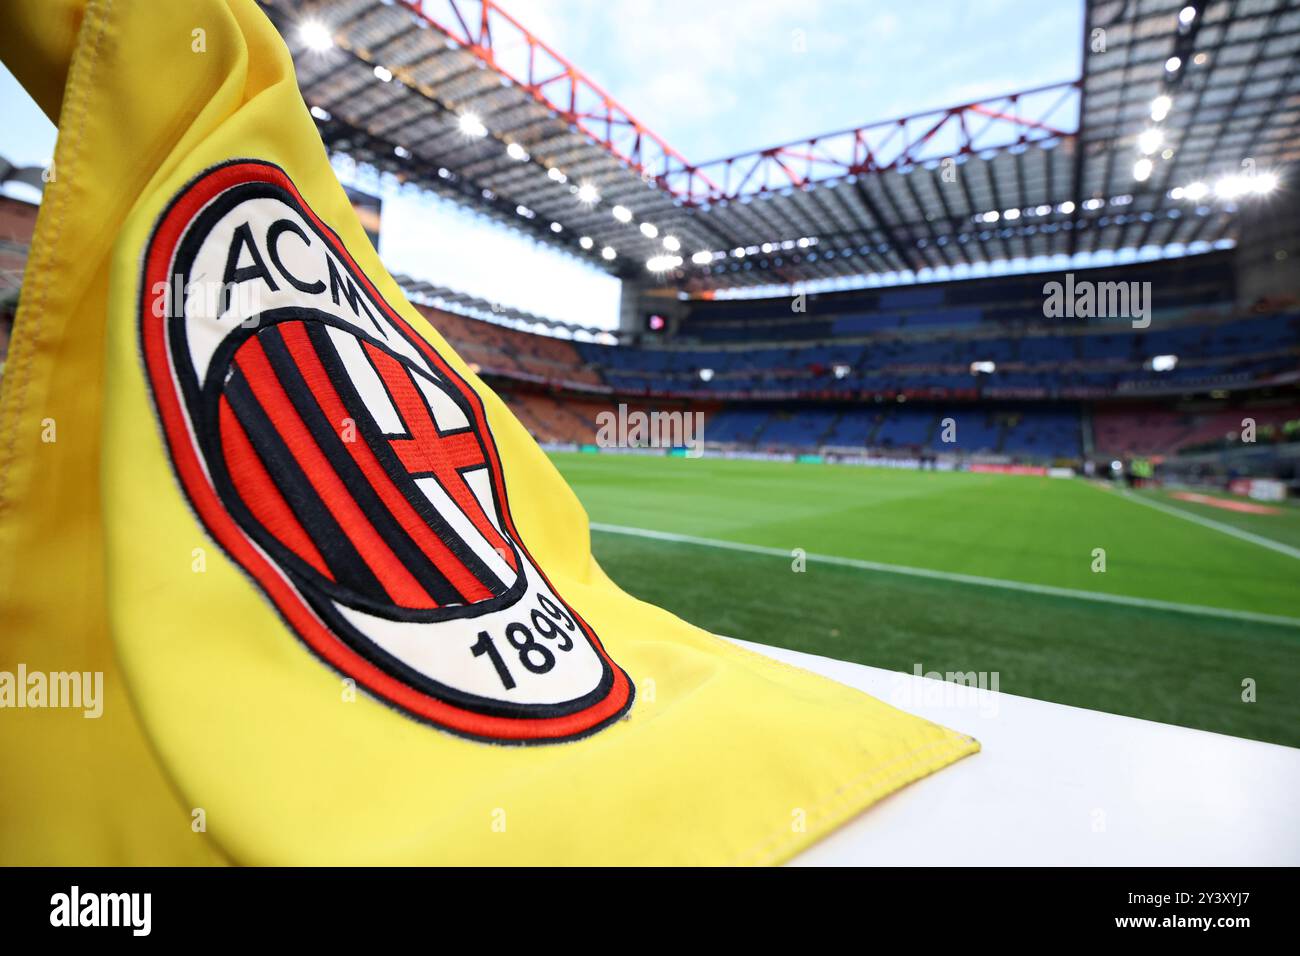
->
[140,161,633,743]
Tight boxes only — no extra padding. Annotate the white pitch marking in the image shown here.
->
[1115,489,1300,561]
[589,522,1300,629]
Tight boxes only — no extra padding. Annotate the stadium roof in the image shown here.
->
[262,0,1300,293]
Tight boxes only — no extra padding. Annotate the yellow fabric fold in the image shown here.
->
[0,0,977,865]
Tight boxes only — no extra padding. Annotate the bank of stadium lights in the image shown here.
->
[1170,173,1277,202]
[1150,354,1179,372]
[600,246,616,261]
[373,65,392,83]
[309,105,331,122]
[506,142,529,162]
[579,236,594,250]
[647,254,682,272]
[1178,5,1197,25]
[1253,171,1279,195]
[1132,124,1164,183]
[393,145,411,159]
[547,167,567,184]
[458,113,487,138]
[1151,95,1173,122]
[639,222,658,239]
[611,205,632,223]
[669,237,821,265]
[1165,56,1182,74]
[975,201,1089,224]
[298,20,333,52]
[576,183,600,205]
[698,368,715,382]
[549,222,563,234]
[1213,177,1249,200]
[1137,128,1164,156]
[1214,171,1278,199]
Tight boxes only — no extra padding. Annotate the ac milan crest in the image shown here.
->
[139,160,633,743]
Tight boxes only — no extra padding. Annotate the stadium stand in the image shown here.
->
[0,186,1291,468]
[702,406,776,445]
[0,195,37,373]
[415,304,603,387]
[499,392,586,443]
[1094,402,1300,457]
[0,195,36,296]
[498,389,713,448]
[380,250,1299,466]
[686,253,1237,343]
[394,248,1295,467]
[553,258,1295,402]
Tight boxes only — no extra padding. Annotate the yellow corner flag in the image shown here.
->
[0,0,977,865]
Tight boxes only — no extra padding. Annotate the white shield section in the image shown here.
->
[179,190,607,710]
[181,195,435,382]
[334,565,606,706]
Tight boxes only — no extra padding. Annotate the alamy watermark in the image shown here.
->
[595,403,705,458]
[1042,273,1151,329]
[0,665,103,718]
[149,274,266,323]
[889,664,1001,718]
[50,886,150,936]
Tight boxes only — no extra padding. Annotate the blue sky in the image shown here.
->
[517,0,1082,162]
[1,0,1083,328]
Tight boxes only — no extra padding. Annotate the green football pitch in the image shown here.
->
[549,452,1300,748]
